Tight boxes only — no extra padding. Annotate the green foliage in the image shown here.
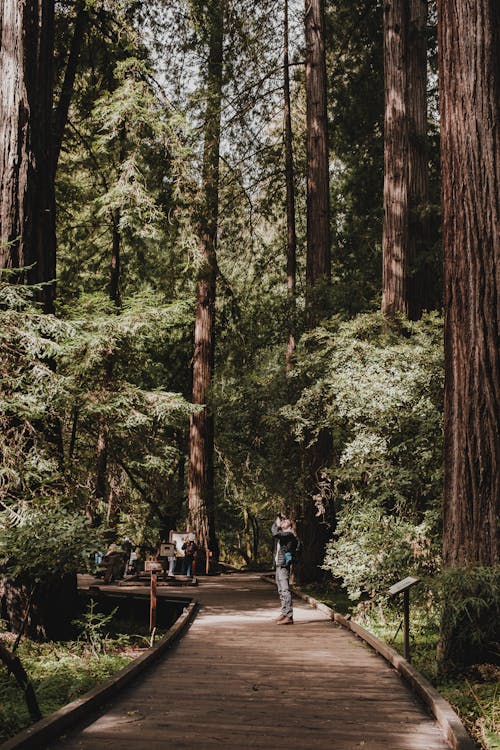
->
[0,508,100,583]
[72,600,118,655]
[324,506,439,601]
[283,312,444,600]
[0,282,69,519]
[0,278,194,555]
[438,566,500,668]
[0,635,135,742]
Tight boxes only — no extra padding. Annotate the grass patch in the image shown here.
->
[0,628,152,743]
[300,582,500,750]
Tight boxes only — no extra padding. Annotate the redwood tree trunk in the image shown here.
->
[300,0,333,582]
[188,0,224,574]
[305,0,331,319]
[284,0,297,371]
[381,0,429,321]
[407,0,430,318]
[0,0,56,313]
[438,0,500,666]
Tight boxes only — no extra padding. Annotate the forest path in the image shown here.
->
[47,572,449,750]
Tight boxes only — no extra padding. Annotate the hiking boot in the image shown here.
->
[277,616,293,625]
[274,615,288,623]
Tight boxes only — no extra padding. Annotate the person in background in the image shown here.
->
[168,540,177,576]
[271,515,298,625]
[121,536,133,573]
[182,536,198,577]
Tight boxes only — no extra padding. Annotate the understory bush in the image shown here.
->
[284,311,444,599]
[437,566,500,668]
[0,634,138,742]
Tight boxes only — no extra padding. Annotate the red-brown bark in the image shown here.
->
[382,0,429,320]
[188,1,224,573]
[284,0,297,371]
[439,0,500,569]
[0,0,56,313]
[305,0,330,319]
[437,0,499,670]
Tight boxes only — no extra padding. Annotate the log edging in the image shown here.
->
[0,599,198,750]
[261,575,477,750]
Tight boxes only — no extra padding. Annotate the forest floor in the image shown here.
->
[300,583,500,750]
[0,630,150,742]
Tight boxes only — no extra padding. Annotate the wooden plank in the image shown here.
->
[44,573,450,750]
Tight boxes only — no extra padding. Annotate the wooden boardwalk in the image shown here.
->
[47,573,450,750]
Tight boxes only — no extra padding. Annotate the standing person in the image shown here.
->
[182,536,198,577]
[272,515,298,625]
[168,541,177,576]
[121,537,133,574]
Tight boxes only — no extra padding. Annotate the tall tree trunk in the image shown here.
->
[305,0,330,321]
[407,0,430,318]
[53,0,89,171]
[382,0,429,321]
[284,0,297,371]
[188,0,224,574]
[299,0,333,583]
[438,0,500,667]
[0,0,56,313]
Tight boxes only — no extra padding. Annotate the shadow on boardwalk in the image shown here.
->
[48,573,449,750]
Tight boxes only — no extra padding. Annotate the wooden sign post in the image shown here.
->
[150,571,157,633]
[145,560,163,634]
[388,576,420,662]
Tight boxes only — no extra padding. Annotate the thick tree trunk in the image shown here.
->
[300,0,333,582]
[438,0,500,667]
[305,0,330,319]
[382,0,429,321]
[0,574,78,641]
[284,0,297,371]
[0,0,56,313]
[188,1,223,574]
[407,0,430,318]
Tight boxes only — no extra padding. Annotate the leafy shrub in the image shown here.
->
[73,600,118,656]
[0,508,100,583]
[438,566,500,669]
[284,311,444,599]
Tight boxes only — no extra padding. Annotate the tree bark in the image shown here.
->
[300,0,334,582]
[53,0,89,171]
[381,0,429,321]
[284,0,297,371]
[0,573,78,641]
[305,0,331,320]
[438,0,500,666]
[407,0,430,317]
[0,0,56,313]
[188,0,224,574]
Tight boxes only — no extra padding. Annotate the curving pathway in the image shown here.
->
[46,572,450,750]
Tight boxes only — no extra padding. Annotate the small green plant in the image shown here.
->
[72,600,118,656]
[437,566,500,669]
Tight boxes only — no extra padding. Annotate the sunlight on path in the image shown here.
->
[48,573,450,750]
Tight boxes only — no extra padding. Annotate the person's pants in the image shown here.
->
[168,557,176,576]
[183,557,192,576]
[275,566,293,618]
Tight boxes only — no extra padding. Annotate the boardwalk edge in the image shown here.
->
[0,599,199,750]
[261,574,478,750]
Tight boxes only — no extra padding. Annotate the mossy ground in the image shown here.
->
[0,632,148,743]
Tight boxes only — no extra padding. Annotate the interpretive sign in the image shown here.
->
[144,560,163,572]
[387,576,420,597]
